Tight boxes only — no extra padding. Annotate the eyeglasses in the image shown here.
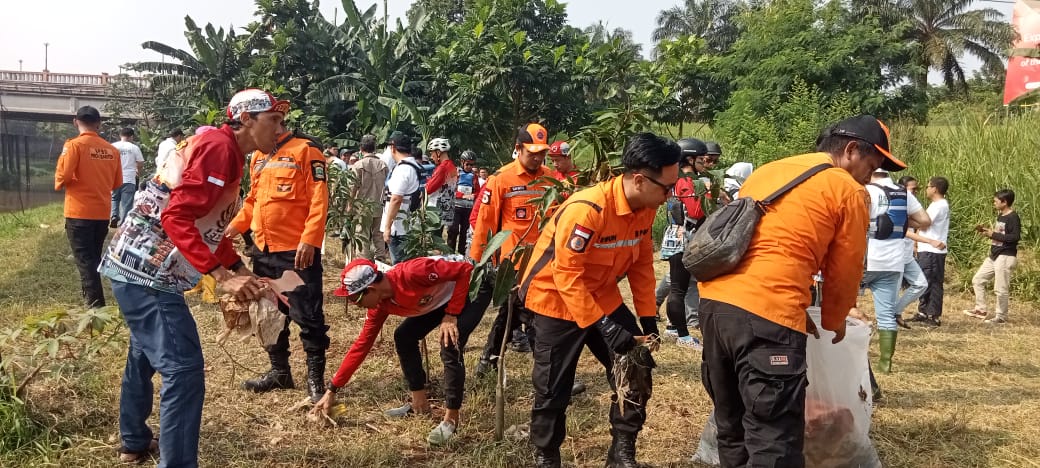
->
[347,289,368,305]
[639,172,676,193]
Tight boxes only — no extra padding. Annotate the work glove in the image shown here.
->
[639,316,659,338]
[596,315,636,355]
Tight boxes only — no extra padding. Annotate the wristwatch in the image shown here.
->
[327,380,341,394]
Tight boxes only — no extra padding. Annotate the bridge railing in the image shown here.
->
[0,70,150,88]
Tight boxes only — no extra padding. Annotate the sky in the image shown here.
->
[0,0,1014,79]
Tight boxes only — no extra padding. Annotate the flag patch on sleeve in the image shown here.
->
[206,175,226,187]
[567,224,594,253]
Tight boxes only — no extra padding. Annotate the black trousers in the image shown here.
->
[667,253,693,336]
[65,218,108,307]
[700,299,808,468]
[917,252,947,318]
[446,206,471,254]
[393,300,484,409]
[529,305,648,452]
[475,275,535,360]
[252,250,329,355]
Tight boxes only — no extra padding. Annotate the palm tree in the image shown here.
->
[859,0,1016,90]
[652,0,742,53]
[131,16,265,122]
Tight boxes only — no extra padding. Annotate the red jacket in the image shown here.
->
[330,257,473,388]
[674,176,705,222]
[160,125,244,274]
[425,159,457,194]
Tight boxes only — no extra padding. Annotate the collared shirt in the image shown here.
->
[230,132,329,252]
[520,176,657,328]
[699,152,869,334]
[350,152,388,206]
[54,131,123,220]
[329,256,473,388]
[469,159,552,266]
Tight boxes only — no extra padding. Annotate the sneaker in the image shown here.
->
[896,317,912,330]
[664,327,678,337]
[509,340,531,353]
[384,402,427,418]
[908,313,929,323]
[427,420,456,445]
[677,336,703,350]
[983,317,1007,325]
[109,217,120,229]
[963,309,988,319]
[474,358,495,379]
[919,316,941,327]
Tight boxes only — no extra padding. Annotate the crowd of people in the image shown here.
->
[50,88,1023,467]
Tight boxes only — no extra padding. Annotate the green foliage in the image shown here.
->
[0,306,124,367]
[715,79,854,165]
[326,165,378,257]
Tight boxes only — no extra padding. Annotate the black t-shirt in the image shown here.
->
[990,211,1021,259]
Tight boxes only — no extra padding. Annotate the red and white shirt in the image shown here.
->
[329,256,473,389]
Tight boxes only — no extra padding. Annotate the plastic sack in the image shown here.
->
[692,308,880,467]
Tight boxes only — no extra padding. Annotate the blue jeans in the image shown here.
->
[111,182,137,222]
[112,281,205,468]
[862,270,903,331]
[895,259,928,316]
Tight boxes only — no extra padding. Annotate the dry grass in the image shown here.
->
[2,206,1039,467]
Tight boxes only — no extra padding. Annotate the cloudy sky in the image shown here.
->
[0,0,1013,78]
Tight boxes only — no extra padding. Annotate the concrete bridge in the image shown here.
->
[0,70,150,123]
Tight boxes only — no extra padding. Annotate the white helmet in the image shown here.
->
[427,138,451,152]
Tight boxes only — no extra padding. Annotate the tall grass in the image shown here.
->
[893,112,1040,301]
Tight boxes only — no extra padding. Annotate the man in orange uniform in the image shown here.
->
[469,123,553,376]
[54,105,123,308]
[520,133,681,468]
[698,115,901,466]
[227,123,331,402]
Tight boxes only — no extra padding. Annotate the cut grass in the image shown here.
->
[1,204,1038,467]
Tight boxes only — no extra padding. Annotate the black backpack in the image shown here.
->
[385,160,425,212]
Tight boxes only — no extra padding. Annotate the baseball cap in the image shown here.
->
[824,115,906,172]
[548,141,570,156]
[75,106,101,124]
[385,131,412,151]
[516,123,550,153]
[226,88,290,121]
[333,258,381,298]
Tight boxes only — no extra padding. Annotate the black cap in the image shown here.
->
[75,106,101,124]
[821,114,906,172]
[385,131,412,151]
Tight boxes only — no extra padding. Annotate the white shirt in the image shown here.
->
[917,199,950,254]
[381,157,420,236]
[866,177,923,272]
[113,140,144,184]
[328,156,348,172]
[380,146,397,178]
[155,137,178,173]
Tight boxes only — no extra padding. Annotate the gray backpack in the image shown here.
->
[683,163,832,281]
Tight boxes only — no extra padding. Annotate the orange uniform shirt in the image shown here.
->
[699,153,870,334]
[231,132,329,252]
[469,159,552,267]
[54,131,122,220]
[521,176,658,328]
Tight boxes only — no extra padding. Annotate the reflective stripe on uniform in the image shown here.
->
[593,238,642,249]
[504,190,545,198]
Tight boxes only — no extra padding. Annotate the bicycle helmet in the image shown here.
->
[427,137,451,152]
[460,150,477,161]
[677,138,708,157]
[705,141,722,156]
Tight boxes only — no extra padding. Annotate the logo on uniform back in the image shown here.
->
[90,148,115,160]
[770,355,789,366]
[567,224,594,253]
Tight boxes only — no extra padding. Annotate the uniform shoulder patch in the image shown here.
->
[311,160,327,182]
[481,189,491,205]
[567,224,594,253]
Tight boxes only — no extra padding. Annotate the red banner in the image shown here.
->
[1004,0,1040,105]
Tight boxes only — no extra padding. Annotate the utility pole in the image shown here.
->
[43,42,49,73]
[18,59,22,71]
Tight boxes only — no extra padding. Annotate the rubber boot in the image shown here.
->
[606,430,641,468]
[242,351,294,393]
[877,330,897,374]
[604,429,620,466]
[305,353,326,403]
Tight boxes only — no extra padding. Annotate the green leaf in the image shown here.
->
[512,31,527,48]
[478,231,513,266]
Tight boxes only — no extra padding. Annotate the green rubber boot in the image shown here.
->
[877,330,897,374]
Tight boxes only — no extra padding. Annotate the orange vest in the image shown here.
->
[520,176,658,328]
[469,159,552,267]
[230,132,329,252]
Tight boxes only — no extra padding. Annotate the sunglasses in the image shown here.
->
[347,288,368,305]
[639,172,676,193]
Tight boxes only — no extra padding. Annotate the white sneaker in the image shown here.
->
[384,402,415,418]
[665,328,679,337]
[677,336,703,350]
[427,420,456,445]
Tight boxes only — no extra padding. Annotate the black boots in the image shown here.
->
[534,447,561,468]
[242,351,294,393]
[305,353,326,403]
[605,430,642,468]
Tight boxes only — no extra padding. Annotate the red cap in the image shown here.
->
[548,141,570,156]
[226,88,290,121]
